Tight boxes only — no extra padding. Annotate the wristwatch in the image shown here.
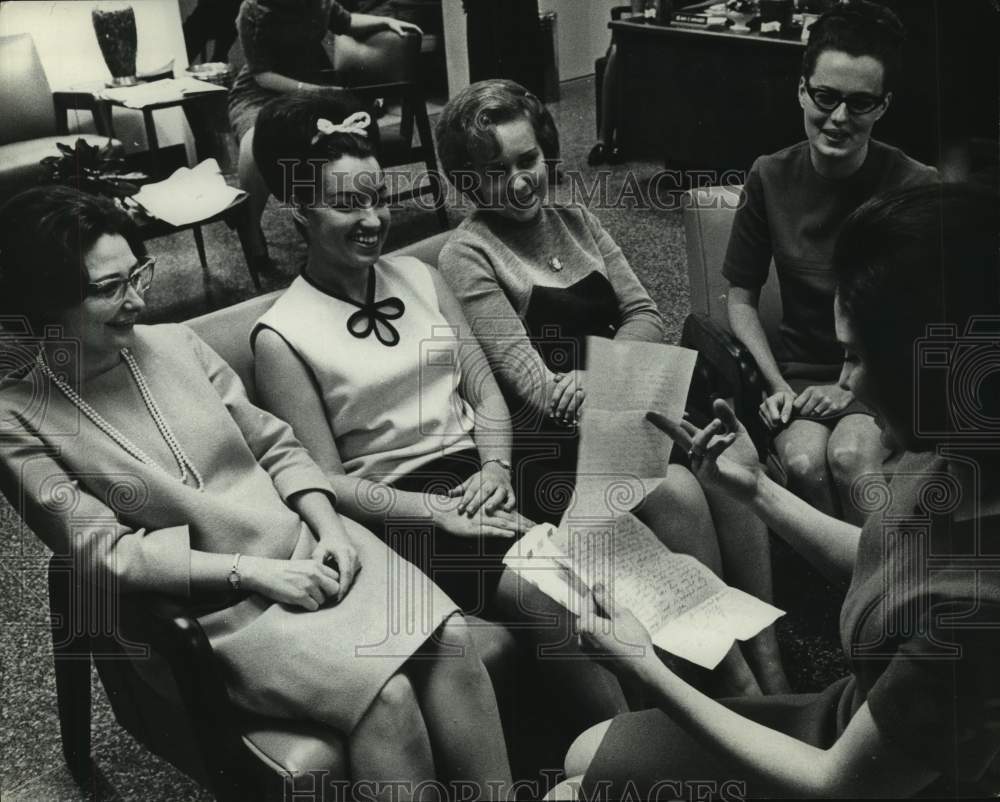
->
[482,457,512,473]
[227,552,242,593]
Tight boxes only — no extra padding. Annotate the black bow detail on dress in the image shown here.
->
[347,295,405,346]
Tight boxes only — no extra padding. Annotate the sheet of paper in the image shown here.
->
[503,525,590,614]
[132,159,245,226]
[507,515,785,670]
[100,77,225,108]
[552,515,724,635]
[564,338,696,525]
[654,588,785,669]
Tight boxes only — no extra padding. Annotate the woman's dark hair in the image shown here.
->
[252,92,379,206]
[435,79,560,197]
[834,182,1000,449]
[802,1,905,91]
[0,185,145,330]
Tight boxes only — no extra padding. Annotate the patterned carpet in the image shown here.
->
[0,76,844,801]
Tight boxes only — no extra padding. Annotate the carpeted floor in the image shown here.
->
[0,76,845,801]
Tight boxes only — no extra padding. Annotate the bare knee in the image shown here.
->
[782,448,829,491]
[353,674,432,778]
[638,468,710,531]
[564,720,613,779]
[365,674,424,738]
[828,423,883,487]
[827,440,866,487]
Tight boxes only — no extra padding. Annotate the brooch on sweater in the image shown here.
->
[548,256,563,272]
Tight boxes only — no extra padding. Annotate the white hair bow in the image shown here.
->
[311,111,372,145]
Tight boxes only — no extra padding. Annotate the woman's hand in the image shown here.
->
[793,384,853,418]
[448,462,516,516]
[239,555,341,611]
[759,385,796,429]
[577,584,660,682]
[311,532,360,602]
[432,496,526,539]
[381,18,422,37]
[550,370,586,426]
[647,399,764,503]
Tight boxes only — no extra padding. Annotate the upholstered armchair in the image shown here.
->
[681,184,783,459]
[0,33,118,203]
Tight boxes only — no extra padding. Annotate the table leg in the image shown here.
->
[192,225,209,272]
[143,107,161,176]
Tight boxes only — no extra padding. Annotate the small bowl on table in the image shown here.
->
[185,62,233,88]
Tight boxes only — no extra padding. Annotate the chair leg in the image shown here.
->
[431,171,449,230]
[48,559,93,782]
[231,202,262,291]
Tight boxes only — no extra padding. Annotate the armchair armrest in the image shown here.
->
[681,312,771,458]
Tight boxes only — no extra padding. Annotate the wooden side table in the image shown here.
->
[132,194,259,291]
[53,82,256,288]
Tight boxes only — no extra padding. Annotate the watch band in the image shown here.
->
[228,552,242,593]
[482,457,511,472]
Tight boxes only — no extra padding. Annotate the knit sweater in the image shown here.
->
[438,203,665,416]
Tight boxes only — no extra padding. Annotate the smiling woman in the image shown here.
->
[249,92,527,614]
[722,0,939,525]
[0,185,513,798]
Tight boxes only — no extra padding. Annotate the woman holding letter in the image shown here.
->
[559,183,1000,799]
[436,78,788,695]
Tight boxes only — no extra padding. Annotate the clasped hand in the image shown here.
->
[549,369,585,426]
[240,534,360,611]
[447,462,516,516]
[760,384,853,428]
[434,495,533,540]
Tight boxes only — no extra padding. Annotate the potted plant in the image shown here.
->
[726,0,757,32]
[40,138,147,201]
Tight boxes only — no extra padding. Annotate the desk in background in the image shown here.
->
[610,19,805,172]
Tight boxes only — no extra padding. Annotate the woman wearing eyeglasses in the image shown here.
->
[723,1,937,525]
[0,186,513,795]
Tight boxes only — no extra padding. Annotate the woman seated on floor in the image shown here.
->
[723,1,938,524]
[434,78,789,696]
[556,182,1000,800]
[0,185,512,799]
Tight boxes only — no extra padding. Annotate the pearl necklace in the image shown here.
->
[37,348,205,491]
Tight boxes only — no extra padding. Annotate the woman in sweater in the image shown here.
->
[435,79,789,696]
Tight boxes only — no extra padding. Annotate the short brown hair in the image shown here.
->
[435,79,559,197]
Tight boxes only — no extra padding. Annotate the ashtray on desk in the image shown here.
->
[186,63,232,87]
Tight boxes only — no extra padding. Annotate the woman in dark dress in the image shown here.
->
[723,1,937,524]
[229,0,421,270]
[559,183,1000,799]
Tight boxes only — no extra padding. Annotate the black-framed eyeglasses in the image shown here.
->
[86,257,156,303]
[804,80,887,116]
